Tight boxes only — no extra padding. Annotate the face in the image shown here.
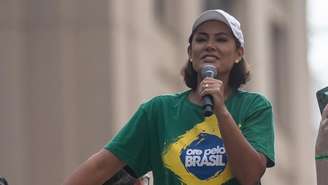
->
[188,21,243,78]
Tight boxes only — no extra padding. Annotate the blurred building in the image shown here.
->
[0,0,316,185]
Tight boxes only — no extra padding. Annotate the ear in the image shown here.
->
[236,47,244,61]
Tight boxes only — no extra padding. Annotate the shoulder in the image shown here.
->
[234,90,272,108]
[141,90,190,108]
[143,90,190,106]
[227,90,273,118]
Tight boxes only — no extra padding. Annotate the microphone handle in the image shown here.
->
[202,95,214,117]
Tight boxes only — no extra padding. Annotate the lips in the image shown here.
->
[201,54,219,60]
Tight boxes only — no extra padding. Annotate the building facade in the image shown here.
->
[0,0,315,185]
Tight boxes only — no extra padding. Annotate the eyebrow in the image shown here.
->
[196,32,231,37]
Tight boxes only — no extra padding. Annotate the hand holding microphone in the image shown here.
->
[200,64,218,117]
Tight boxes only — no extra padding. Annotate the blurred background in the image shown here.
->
[0,0,326,185]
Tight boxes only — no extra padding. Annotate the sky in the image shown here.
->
[307,0,328,127]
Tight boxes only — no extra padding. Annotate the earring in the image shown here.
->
[234,59,240,64]
[189,58,193,62]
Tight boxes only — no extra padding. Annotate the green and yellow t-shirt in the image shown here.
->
[105,90,275,185]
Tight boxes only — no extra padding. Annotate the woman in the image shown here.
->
[63,9,275,185]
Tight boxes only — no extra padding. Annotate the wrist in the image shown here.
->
[215,106,230,119]
[316,146,328,156]
[316,135,328,154]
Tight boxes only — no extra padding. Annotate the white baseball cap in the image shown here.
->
[191,9,245,48]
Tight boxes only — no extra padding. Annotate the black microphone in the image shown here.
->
[200,64,218,117]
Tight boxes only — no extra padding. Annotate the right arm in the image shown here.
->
[316,104,328,185]
[63,149,125,185]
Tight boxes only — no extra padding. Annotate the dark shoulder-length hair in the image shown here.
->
[182,33,251,90]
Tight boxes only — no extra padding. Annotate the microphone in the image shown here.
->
[200,64,218,117]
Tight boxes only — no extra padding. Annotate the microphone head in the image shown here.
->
[200,64,217,79]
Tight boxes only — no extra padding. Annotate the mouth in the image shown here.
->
[201,54,219,61]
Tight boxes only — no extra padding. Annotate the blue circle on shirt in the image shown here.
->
[180,133,227,180]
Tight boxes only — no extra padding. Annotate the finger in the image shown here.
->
[201,77,220,82]
[200,87,220,97]
[201,79,222,88]
[199,79,222,97]
[319,119,328,133]
[200,80,213,91]
[200,78,213,87]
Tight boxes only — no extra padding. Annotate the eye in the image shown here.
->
[216,37,228,42]
[194,36,207,42]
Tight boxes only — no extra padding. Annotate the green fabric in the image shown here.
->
[316,154,328,160]
[105,90,275,185]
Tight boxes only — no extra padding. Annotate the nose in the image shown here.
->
[205,39,216,51]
